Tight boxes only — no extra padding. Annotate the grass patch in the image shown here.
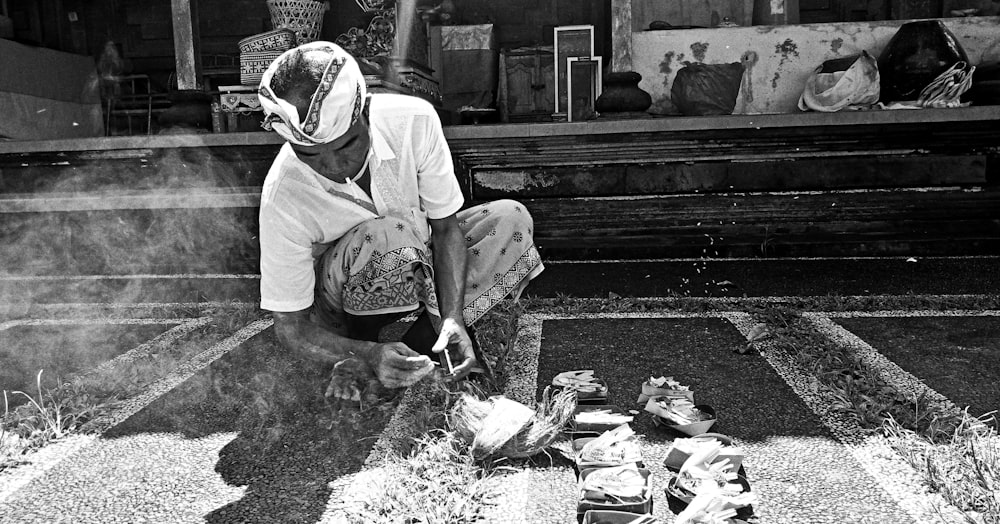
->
[521,294,999,522]
[4,291,997,521]
[750,304,997,523]
[342,430,501,523]
[753,305,965,437]
[337,300,534,523]
[885,412,999,524]
[0,302,265,472]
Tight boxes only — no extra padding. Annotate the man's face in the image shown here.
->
[290,112,371,183]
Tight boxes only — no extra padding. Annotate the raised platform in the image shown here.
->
[0,107,998,267]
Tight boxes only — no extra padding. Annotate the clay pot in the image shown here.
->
[595,71,652,114]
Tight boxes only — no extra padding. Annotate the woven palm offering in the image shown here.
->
[637,375,693,404]
[578,463,653,513]
[664,433,745,472]
[576,424,643,469]
[267,0,329,44]
[668,445,756,523]
[645,397,716,436]
[553,369,608,403]
[449,386,576,460]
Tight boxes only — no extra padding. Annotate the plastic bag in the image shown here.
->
[798,51,880,112]
[671,62,745,116]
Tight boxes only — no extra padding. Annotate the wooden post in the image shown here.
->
[170,0,202,90]
[610,0,632,73]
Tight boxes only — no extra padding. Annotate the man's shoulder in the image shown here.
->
[261,145,309,207]
[369,93,436,118]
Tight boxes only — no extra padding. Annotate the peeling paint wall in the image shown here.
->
[473,171,561,192]
[631,16,1000,114]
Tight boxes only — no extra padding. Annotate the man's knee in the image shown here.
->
[487,199,534,231]
[351,216,423,247]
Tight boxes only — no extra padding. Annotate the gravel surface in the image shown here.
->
[834,315,1000,420]
[0,322,174,397]
[4,256,998,523]
[495,315,923,523]
[0,325,395,524]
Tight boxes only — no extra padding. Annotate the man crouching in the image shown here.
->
[256,42,544,402]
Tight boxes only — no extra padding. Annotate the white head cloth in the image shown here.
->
[258,42,367,146]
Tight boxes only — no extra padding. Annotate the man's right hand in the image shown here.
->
[364,342,436,388]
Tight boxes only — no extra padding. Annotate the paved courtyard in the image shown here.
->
[0,256,998,523]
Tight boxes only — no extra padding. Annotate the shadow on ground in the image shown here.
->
[102,328,399,524]
[535,317,835,444]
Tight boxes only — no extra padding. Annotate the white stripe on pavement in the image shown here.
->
[0,318,272,504]
[726,312,966,524]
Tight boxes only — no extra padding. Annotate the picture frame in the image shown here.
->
[553,25,595,115]
[566,56,602,122]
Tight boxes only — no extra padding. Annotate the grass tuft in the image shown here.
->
[1,304,266,472]
[344,430,500,523]
[884,411,999,523]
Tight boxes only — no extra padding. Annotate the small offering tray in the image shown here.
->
[665,474,754,521]
[581,510,659,523]
[554,370,610,404]
[572,404,633,434]
[577,466,654,522]
[637,376,694,404]
[646,399,717,436]
[663,432,744,472]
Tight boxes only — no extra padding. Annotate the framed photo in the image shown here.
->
[566,56,602,122]
[553,25,595,114]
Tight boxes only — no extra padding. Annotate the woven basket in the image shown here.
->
[239,28,297,54]
[267,0,329,45]
[240,50,284,86]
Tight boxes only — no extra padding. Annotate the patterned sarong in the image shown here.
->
[314,199,543,334]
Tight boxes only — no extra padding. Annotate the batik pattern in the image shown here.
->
[317,199,544,332]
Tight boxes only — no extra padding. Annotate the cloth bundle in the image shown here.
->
[916,61,976,108]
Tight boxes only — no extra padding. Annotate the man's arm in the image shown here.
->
[272,309,373,365]
[272,309,432,388]
[428,213,476,378]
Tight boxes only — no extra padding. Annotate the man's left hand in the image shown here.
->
[432,318,477,381]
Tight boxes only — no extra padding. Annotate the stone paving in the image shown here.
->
[0,258,998,523]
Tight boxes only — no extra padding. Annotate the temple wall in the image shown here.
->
[630,16,1000,114]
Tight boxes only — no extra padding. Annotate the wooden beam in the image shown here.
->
[610,0,632,72]
[170,0,202,90]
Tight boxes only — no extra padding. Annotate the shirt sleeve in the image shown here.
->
[258,205,316,312]
[415,111,464,219]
